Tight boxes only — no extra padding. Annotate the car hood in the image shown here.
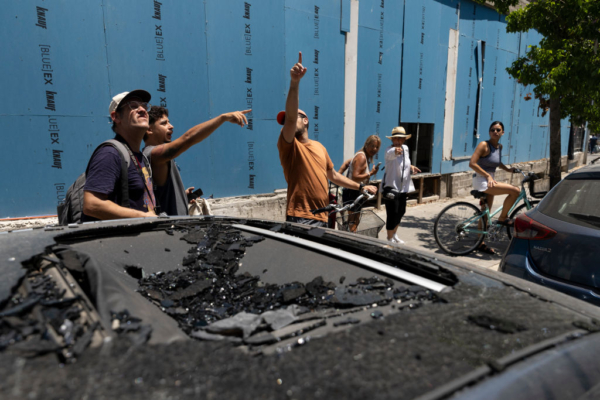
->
[2,216,600,399]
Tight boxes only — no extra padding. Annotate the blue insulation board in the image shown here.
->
[0,0,573,217]
[430,0,461,174]
[437,0,561,174]
[204,0,286,195]
[354,0,403,160]
[103,0,214,194]
[401,0,460,174]
[284,1,346,170]
[341,0,351,32]
[1,1,110,217]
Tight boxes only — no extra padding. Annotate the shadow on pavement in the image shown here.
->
[391,214,508,265]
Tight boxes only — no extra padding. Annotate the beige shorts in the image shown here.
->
[472,172,494,192]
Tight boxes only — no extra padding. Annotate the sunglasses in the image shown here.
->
[123,101,151,112]
[298,113,307,119]
[490,128,502,133]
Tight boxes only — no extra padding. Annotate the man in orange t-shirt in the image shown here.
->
[277,52,377,227]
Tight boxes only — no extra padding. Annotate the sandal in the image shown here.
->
[496,219,514,227]
[477,243,496,255]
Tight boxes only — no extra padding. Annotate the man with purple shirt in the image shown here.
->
[82,90,157,221]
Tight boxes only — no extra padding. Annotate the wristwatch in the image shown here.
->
[359,183,364,192]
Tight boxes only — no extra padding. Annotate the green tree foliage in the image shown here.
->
[475,0,600,187]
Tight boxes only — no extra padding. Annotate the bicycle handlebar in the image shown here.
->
[310,204,335,215]
[310,190,376,215]
[513,168,540,181]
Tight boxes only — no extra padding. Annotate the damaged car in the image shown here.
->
[3,216,600,399]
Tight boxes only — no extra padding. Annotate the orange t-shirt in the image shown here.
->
[277,134,334,222]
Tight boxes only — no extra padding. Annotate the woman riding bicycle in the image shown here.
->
[469,121,519,254]
[338,135,381,232]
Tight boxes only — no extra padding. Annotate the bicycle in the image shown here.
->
[433,169,547,256]
[311,191,385,238]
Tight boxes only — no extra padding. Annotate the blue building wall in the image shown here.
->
[0,0,569,217]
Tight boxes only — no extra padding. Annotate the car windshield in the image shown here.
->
[538,179,600,230]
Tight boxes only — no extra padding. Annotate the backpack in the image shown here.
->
[57,139,131,225]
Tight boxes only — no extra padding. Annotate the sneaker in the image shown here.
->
[393,234,405,244]
[388,237,398,243]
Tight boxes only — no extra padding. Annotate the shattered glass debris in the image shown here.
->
[110,310,152,346]
[0,265,149,361]
[0,272,95,360]
[137,224,440,344]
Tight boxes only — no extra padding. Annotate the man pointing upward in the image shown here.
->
[277,52,377,227]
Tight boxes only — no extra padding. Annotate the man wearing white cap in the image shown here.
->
[82,90,157,221]
[382,127,421,243]
[277,52,377,227]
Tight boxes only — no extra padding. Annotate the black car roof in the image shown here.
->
[566,163,600,179]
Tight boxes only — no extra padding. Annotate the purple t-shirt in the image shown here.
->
[82,144,155,221]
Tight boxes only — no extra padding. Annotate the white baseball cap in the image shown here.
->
[108,89,151,114]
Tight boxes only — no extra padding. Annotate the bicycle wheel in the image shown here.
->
[507,200,540,239]
[434,202,486,256]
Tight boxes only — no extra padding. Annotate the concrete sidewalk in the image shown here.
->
[371,195,509,271]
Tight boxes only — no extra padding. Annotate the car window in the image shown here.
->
[538,179,600,230]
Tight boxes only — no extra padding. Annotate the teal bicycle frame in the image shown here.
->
[459,184,534,235]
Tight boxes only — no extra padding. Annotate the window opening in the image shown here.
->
[403,123,434,174]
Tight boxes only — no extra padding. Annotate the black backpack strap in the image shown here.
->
[105,139,131,208]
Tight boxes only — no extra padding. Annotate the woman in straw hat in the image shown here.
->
[382,127,420,244]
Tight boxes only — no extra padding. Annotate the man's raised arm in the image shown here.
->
[281,52,307,143]
[151,110,251,163]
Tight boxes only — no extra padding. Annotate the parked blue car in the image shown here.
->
[501,163,600,305]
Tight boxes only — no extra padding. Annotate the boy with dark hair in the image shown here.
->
[143,106,250,215]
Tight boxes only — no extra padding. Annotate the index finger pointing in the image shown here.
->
[241,109,252,114]
[298,51,302,64]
